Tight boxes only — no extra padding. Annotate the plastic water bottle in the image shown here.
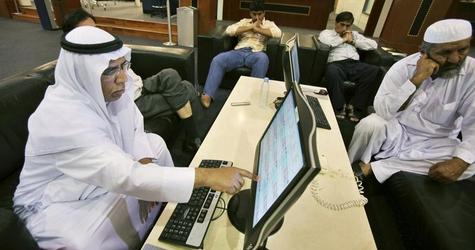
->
[259,77,270,107]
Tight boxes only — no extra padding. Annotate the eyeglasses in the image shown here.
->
[101,60,131,81]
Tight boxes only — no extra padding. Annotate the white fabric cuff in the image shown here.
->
[402,80,417,93]
[159,167,195,202]
[453,147,475,165]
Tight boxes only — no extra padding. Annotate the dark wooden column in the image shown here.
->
[0,0,18,18]
[223,0,333,30]
[446,1,475,46]
[364,0,385,37]
[180,0,216,34]
[52,0,81,27]
[378,0,455,54]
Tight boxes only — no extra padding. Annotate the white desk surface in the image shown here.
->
[142,76,376,250]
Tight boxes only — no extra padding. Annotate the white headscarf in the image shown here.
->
[26,26,136,156]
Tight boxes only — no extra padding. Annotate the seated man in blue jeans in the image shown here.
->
[200,0,281,108]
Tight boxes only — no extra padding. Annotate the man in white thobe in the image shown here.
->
[348,19,475,184]
[13,26,255,250]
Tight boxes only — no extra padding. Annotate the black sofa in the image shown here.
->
[302,34,475,249]
[0,44,195,249]
[309,34,395,108]
[362,170,475,250]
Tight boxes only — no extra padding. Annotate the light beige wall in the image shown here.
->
[18,0,32,7]
[373,0,393,37]
[335,0,368,31]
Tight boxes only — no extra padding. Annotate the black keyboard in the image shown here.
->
[159,159,232,248]
[306,95,331,130]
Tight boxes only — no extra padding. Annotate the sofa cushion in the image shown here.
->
[0,169,21,209]
[386,171,475,250]
[0,76,51,181]
[0,208,39,249]
[127,44,195,83]
[197,22,282,87]
[221,67,251,90]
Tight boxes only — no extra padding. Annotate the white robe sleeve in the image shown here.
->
[225,19,249,36]
[132,104,155,160]
[53,143,195,203]
[263,20,282,38]
[453,85,475,164]
[374,58,417,120]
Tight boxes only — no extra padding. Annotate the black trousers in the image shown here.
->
[324,59,379,111]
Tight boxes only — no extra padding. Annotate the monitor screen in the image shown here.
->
[252,89,305,227]
[243,82,320,250]
[289,38,300,84]
[282,34,300,91]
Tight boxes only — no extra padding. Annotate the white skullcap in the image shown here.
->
[423,19,472,44]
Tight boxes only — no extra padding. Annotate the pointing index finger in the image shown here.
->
[238,169,260,181]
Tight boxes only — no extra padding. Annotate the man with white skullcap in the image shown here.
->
[13,26,257,249]
[347,19,475,184]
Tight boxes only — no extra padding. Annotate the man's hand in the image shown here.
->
[194,167,259,194]
[410,54,439,87]
[428,157,469,183]
[252,19,262,30]
[138,158,154,165]
[342,31,354,44]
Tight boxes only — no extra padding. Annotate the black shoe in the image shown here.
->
[335,105,346,120]
[183,138,201,154]
[348,105,365,123]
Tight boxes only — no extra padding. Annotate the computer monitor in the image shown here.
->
[243,81,321,250]
[282,34,300,91]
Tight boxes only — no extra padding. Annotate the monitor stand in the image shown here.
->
[227,189,284,250]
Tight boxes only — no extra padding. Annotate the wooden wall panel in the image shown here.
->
[223,0,334,30]
[52,0,81,26]
[0,0,11,17]
[0,0,18,18]
[181,0,216,34]
[446,1,475,45]
[364,0,385,36]
[379,0,455,54]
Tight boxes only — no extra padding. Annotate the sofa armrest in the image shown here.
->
[220,35,238,53]
[197,34,216,85]
[359,47,395,68]
[265,36,281,81]
[197,30,238,85]
[310,35,330,87]
[126,44,195,84]
[0,208,40,250]
[297,34,317,85]
[385,172,475,250]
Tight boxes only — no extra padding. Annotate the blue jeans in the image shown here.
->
[203,48,269,98]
